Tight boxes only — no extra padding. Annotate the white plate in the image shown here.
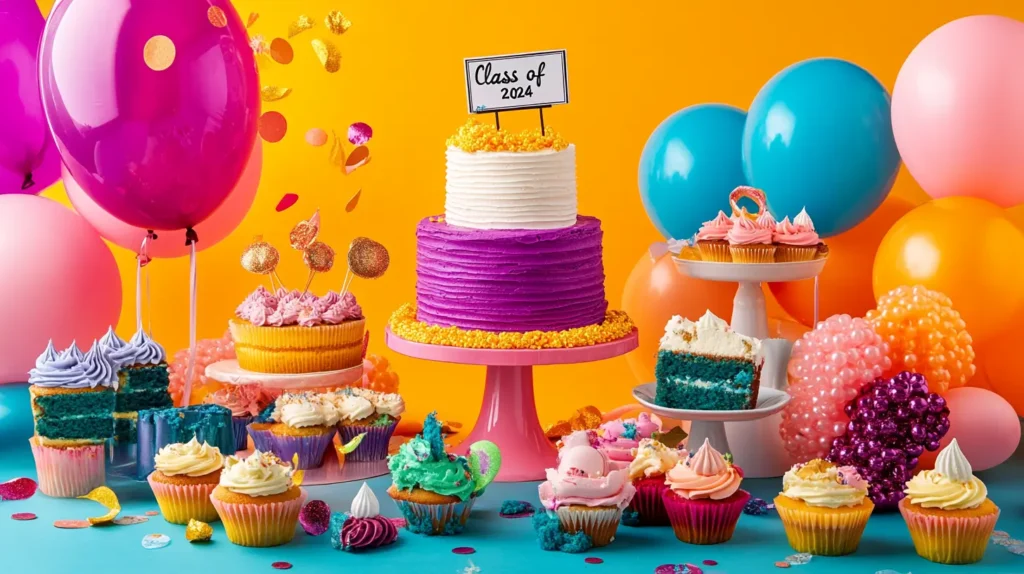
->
[632,383,791,422]
[673,257,826,283]
[205,360,364,390]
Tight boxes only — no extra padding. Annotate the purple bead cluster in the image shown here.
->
[827,371,950,509]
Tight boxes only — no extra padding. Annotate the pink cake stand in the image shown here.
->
[385,327,639,482]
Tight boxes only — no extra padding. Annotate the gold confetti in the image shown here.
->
[324,11,352,35]
[78,486,121,525]
[328,131,347,168]
[345,189,361,213]
[185,519,213,542]
[207,6,227,28]
[311,38,341,73]
[270,38,294,65]
[344,145,370,175]
[288,15,315,38]
[261,86,292,102]
[304,241,335,273]
[569,406,604,432]
[246,12,259,28]
[448,118,567,152]
[291,453,304,486]
[241,237,280,274]
[143,35,175,72]
[289,211,320,250]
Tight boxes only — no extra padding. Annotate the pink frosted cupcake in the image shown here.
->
[727,213,775,263]
[210,450,306,547]
[624,439,682,526]
[596,412,661,470]
[538,431,636,547]
[695,211,734,262]
[662,438,749,544]
[773,209,823,262]
[147,438,225,524]
[206,384,274,452]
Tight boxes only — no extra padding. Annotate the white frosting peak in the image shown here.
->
[793,208,815,230]
[935,439,973,483]
[220,450,294,497]
[659,310,762,362]
[350,482,380,518]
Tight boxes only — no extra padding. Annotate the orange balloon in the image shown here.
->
[872,197,1024,344]
[621,250,734,383]
[770,194,920,327]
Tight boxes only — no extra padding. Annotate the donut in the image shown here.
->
[729,186,767,220]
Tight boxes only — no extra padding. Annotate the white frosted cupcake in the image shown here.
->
[210,450,306,547]
[147,438,225,524]
[267,392,339,469]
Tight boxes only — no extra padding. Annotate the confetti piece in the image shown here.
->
[685,566,703,574]
[324,11,352,35]
[775,562,791,569]
[277,194,299,212]
[186,519,213,542]
[288,15,314,38]
[272,562,293,570]
[344,145,371,174]
[785,553,812,566]
[461,561,481,574]
[53,519,91,529]
[743,497,771,515]
[249,35,269,55]
[299,500,331,536]
[347,122,373,145]
[289,210,321,250]
[702,560,717,566]
[207,6,227,28]
[259,111,288,143]
[142,533,170,549]
[992,530,1010,540]
[311,38,341,73]
[78,486,120,525]
[291,453,305,486]
[584,557,603,564]
[0,477,37,500]
[143,35,175,71]
[651,426,688,449]
[145,511,159,517]
[113,516,149,526]
[328,131,347,168]
[11,513,36,520]
[654,566,692,574]
[337,433,366,456]
[389,517,407,528]
[345,189,361,213]
[246,12,259,28]
[306,128,328,147]
[261,86,292,102]
[452,547,476,555]
[874,571,910,574]
[270,38,294,65]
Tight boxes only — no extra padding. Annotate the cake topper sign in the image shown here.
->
[464,50,568,133]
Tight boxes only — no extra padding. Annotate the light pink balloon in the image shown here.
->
[925,387,1021,471]
[64,142,263,257]
[892,15,1024,207]
[0,195,121,383]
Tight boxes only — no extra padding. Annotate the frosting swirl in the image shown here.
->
[98,326,127,353]
[774,215,820,246]
[236,288,363,327]
[350,482,381,518]
[755,210,777,230]
[28,340,119,389]
[904,439,987,510]
[781,459,868,508]
[597,413,661,465]
[793,207,816,231]
[336,514,398,551]
[388,436,476,501]
[695,211,733,241]
[220,450,294,496]
[628,439,682,480]
[274,397,339,428]
[538,431,636,510]
[726,215,772,245]
[205,384,273,417]
[154,438,224,477]
[108,328,166,366]
[665,438,743,500]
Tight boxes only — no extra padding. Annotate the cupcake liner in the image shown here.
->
[628,477,670,526]
[775,245,818,262]
[247,424,275,452]
[663,489,750,545]
[147,475,219,524]
[210,490,307,547]
[268,428,337,469]
[230,318,365,374]
[29,439,105,498]
[391,496,477,536]
[697,241,731,262]
[338,419,398,461]
[899,498,998,565]
[775,495,874,556]
[231,416,254,452]
[555,506,622,547]
[730,244,776,263]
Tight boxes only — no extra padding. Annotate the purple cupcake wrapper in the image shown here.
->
[338,420,398,462]
[268,429,337,470]
[231,416,254,453]
[246,424,276,452]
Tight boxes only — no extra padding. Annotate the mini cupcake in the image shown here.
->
[332,388,405,462]
[726,212,775,263]
[625,439,682,526]
[268,393,339,469]
[597,412,661,470]
[662,438,748,545]
[329,482,399,551]
[205,384,274,452]
[247,404,276,452]
[210,450,305,547]
[899,439,998,565]
[694,211,734,262]
[147,437,224,524]
[775,459,874,556]
[538,431,636,547]
[773,209,822,262]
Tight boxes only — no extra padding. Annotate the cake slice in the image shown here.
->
[654,311,762,410]
[29,340,118,446]
[103,327,173,446]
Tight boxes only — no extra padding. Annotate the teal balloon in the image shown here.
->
[742,58,901,237]
[639,104,747,240]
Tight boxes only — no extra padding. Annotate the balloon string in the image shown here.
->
[135,234,152,333]
[146,262,152,337]
[181,240,198,407]
[813,275,820,327]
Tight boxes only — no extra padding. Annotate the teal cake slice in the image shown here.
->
[101,327,172,444]
[653,311,763,411]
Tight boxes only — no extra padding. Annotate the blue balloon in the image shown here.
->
[742,58,901,237]
[639,104,747,240]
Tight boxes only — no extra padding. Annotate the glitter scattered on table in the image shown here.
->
[141,533,170,549]
[452,546,476,555]
[654,565,692,574]
[113,516,149,526]
[784,553,812,566]
[272,562,293,570]
[584,557,603,564]
[11,513,36,521]
[53,519,91,529]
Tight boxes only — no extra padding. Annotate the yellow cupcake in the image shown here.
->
[147,438,224,524]
[775,459,874,556]
[209,451,305,547]
[230,318,365,374]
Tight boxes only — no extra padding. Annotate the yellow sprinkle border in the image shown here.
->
[388,303,634,350]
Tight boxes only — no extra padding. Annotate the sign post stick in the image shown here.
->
[494,111,500,131]
[539,107,545,135]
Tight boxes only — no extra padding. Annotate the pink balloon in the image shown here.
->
[892,15,1024,207]
[64,142,262,257]
[0,196,121,384]
[917,387,1021,472]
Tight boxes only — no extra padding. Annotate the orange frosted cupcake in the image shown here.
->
[775,459,874,556]
[147,438,224,524]
[210,450,306,547]
[661,438,749,544]
[773,209,823,262]
[899,439,999,565]
[726,214,775,263]
[694,211,733,262]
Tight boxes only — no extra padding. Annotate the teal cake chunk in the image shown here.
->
[135,404,234,479]
[114,416,137,443]
[35,415,114,442]
[654,350,760,410]
[30,387,115,443]
[33,390,114,419]
[115,389,174,412]
[119,364,170,391]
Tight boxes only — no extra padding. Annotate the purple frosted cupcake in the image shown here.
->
[330,388,404,462]
[267,393,338,469]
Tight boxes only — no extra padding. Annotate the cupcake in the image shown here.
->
[538,431,635,547]
[28,340,116,497]
[694,211,733,262]
[662,438,748,545]
[329,482,399,551]
[230,287,365,374]
[210,450,305,547]
[205,384,274,452]
[899,439,998,565]
[625,439,682,526]
[773,209,822,262]
[774,459,874,556]
[147,437,224,524]
[331,388,405,462]
[726,212,775,263]
[267,393,339,469]
[387,412,498,535]
[596,413,661,470]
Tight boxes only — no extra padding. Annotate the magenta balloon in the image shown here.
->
[39,0,259,231]
[0,0,60,195]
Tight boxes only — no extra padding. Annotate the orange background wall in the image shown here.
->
[33,0,1013,426]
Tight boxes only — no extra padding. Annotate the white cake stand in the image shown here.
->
[205,360,389,485]
[672,257,826,477]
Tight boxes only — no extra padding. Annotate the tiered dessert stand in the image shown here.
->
[386,327,639,482]
[205,360,390,485]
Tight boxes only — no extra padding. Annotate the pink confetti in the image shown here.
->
[305,128,328,147]
[299,500,330,536]
[272,562,292,570]
[585,557,604,564]
[389,517,407,528]
[347,122,373,145]
[452,547,476,555]
[686,566,704,574]
[276,193,299,212]
[0,477,37,501]
[11,512,36,520]
[145,511,159,516]
[702,560,718,566]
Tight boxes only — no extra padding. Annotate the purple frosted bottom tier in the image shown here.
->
[415,216,608,332]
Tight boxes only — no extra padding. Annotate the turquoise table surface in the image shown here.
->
[2,383,1022,574]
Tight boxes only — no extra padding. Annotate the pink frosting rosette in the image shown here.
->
[664,439,743,500]
[596,413,662,469]
[773,212,820,246]
[539,432,636,510]
[235,288,363,327]
[696,211,734,241]
[206,384,274,417]
[726,215,772,245]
